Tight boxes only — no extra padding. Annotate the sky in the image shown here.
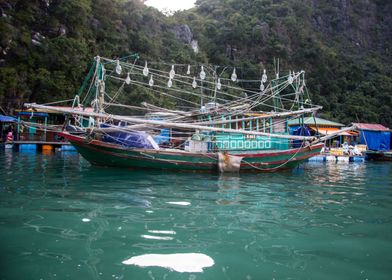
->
[144,0,196,11]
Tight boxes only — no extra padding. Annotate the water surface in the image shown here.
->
[1,150,391,279]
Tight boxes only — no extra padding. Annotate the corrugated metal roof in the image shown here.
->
[288,117,345,127]
[353,123,390,131]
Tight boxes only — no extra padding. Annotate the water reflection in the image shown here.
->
[216,174,241,205]
[3,148,13,170]
[307,161,367,185]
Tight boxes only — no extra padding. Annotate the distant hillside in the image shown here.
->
[1,0,391,126]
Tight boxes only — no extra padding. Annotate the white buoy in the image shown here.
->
[217,78,222,90]
[125,72,131,85]
[192,77,197,88]
[288,70,294,84]
[262,69,267,83]
[143,61,149,76]
[231,68,237,82]
[200,66,206,80]
[260,81,265,91]
[169,65,175,79]
[115,60,122,75]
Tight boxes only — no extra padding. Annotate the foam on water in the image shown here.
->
[148,230,176,235]
[122,253,214,272]
[141,234,174,240]
[167,201,191,206]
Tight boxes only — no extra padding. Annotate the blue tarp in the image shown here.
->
[360,130,391,151]
[102,130,154,149]
[154,129,170,144]
[290,125,311,148]
[0,115,17,122]
[17,112,48,117]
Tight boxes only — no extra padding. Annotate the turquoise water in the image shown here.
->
[1,150,392,280]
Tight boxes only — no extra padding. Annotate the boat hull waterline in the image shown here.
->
[60,132,324,172]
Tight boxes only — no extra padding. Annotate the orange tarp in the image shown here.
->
[309,126,358,136]
[309,126,340,135]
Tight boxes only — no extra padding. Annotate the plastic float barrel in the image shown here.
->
[308,155,326,162]
[325,155,336,162]
[61,145,76,151]
[350,156,365,162]
[42,144,53,155]
[19,144,37,152]
[336,156,350,162]
[42,144,53,151]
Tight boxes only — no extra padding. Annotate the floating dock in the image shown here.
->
[308,154,365,162]
[9,141,77,152]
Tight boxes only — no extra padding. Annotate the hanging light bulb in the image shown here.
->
[288,70,293,84]
[143,61,149,77]
[262,69,267,83]
[149,75,154,87]
[260,82,265,91]
[192,77,197,89]
[217,78,222,90]
[200,66,206,80]
[231,68,237,82]
[115,60,122,75]
[187,64,191,75]
[125,72,131,85]
[169,65,175,79]
[167,78,172,88]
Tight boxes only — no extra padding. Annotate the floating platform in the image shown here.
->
[61,145,77,151]
[308,155,365,163]
[9,141,75,153]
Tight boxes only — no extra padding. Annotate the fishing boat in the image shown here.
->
[25,55,327,172]
[365,150,392,161]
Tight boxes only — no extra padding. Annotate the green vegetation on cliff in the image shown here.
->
[1,0,391,126]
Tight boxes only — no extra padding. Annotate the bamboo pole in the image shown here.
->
[24,103,317,141]
[194,107,321,125]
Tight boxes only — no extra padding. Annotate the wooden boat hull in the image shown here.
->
[365,150,392,161]
[59,132,323,172]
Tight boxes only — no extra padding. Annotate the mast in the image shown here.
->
[93,56,101,113]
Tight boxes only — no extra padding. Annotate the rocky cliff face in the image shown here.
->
[181,0,392,125]
[310,0,392,55]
